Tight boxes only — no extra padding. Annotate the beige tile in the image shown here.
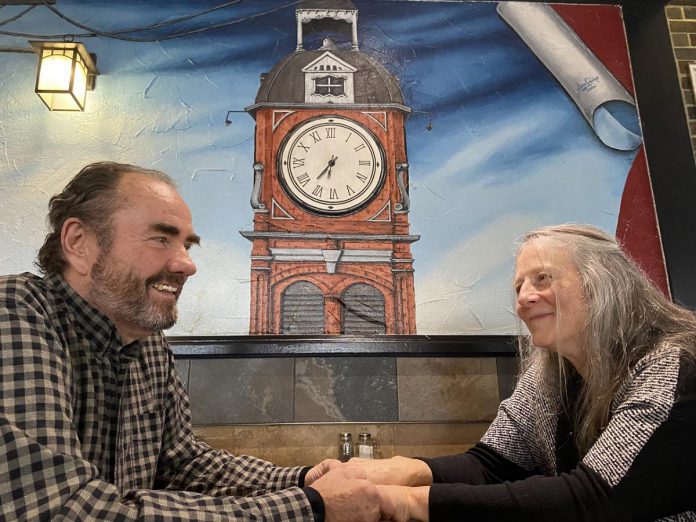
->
[393,422,490,458]
[193,425,236,453]
[231,423,394,467]
[397,358,500,422]
[192,421,490,466]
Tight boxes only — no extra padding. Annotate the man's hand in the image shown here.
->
[345,456,433,486]
[305,458,342,486]
[309,467,381,522]
[377,485,430,522]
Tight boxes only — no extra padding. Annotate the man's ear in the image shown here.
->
[61,218,98,276]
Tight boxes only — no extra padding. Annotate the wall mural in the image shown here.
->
[0,0,661,337]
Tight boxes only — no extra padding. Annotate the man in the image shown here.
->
[0,162,380,521]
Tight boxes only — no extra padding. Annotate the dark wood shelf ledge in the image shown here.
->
[169,335,518,358]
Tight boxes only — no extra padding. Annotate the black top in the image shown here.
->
[424,348,696,521]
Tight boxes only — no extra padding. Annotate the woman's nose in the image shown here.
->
[517,281,538,307]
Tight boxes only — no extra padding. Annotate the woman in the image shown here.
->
[362,224,696,521]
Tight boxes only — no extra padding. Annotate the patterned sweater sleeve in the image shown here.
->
[0,281,318,521]
[426,349,696,521]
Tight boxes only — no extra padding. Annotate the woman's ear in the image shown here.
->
[61,218,98,276]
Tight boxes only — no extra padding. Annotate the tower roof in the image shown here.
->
[252,49,406,109]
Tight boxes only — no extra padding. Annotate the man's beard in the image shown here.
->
[88,250,185,335]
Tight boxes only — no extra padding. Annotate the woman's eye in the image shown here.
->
[536,272,552,285]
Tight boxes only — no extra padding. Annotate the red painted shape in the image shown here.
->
[552,4,669,297]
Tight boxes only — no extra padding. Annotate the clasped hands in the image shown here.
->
[305,456,431,522]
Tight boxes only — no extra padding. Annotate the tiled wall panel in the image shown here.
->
[294,357,398,422]
[397,358,499,422]
[188,358,295,424]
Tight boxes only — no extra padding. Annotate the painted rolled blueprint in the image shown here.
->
[497,2,641,151]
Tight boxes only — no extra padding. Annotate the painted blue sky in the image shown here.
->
[0,0,639,334]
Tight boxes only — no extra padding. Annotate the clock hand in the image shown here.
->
[317,155,338,180]
[316,164,330,180]
[326,155,337,180]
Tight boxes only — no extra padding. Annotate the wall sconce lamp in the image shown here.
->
[411,110,433,131]
[29,41,99,112]
[224,110,248,126]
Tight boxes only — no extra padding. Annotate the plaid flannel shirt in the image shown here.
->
[0,272,318,521]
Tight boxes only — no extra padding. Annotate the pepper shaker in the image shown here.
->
[338,432,353,462]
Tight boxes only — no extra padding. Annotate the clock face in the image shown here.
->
[278,115,385,214]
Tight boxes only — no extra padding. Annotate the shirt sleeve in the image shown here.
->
[153,349,319,499]
[423,442,538,485]
[424,443,619,521]
[428,462,620,522]
[0,288,318,521]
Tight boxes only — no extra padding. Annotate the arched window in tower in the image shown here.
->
[281,281,325,334]
[340,284,386,334]
[314,75,346,97]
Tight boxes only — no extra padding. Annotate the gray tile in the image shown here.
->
[294,357,398,422]
[397,358,499,422]
[188,358,294,424]
[496,356,519,401]
[173,358,190,393]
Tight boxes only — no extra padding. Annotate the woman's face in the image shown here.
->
[514,241,588,373]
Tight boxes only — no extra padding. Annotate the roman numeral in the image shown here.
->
[356,173,368,183]
[309,131,322,143]
[354,143,366,152]
[312,185,323,197]
[325,127,336,139]
[344,132,353,142]
[346,185,356,196]
[296,173,310,186]
[292,157,305,168]
[359,160,371,166]
[298,142,310,153]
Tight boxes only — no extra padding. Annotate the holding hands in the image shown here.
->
[308,456,432,521]
[308,465,382,522]
[345,455,433,486]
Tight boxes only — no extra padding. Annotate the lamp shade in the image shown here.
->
[30,41,98,111]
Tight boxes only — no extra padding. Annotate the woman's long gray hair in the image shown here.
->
[517,223,696,454]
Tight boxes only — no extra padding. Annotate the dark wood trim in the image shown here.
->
[624,2,696,309]
[170,335,518,358]
[0,1,55,4]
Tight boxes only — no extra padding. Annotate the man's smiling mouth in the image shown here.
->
[151,283,178,293]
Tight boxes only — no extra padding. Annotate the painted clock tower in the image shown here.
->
[241,0,419,335]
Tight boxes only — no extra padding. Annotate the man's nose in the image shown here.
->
[168,248,197,277]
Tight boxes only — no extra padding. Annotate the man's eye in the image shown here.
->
[152,237,169,244]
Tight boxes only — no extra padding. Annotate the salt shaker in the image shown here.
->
[357,432,374,459]
[338,432,353,462]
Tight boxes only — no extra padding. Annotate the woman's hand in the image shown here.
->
[304,458,343,486]
[346,456,433,486]
[378,485,430,522]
